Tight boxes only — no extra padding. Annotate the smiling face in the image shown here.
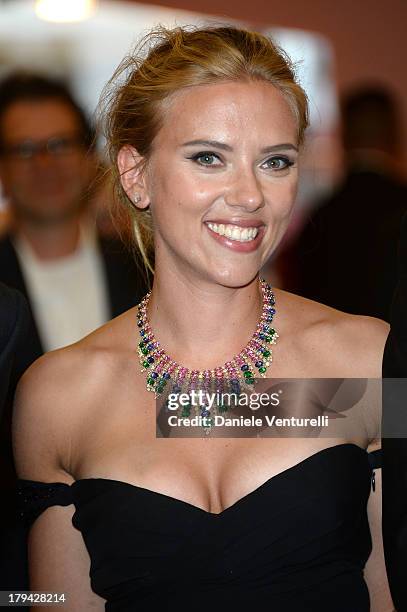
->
[120,79,299,288]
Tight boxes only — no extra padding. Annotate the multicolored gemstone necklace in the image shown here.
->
[137,278,278,413]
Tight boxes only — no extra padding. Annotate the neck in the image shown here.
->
[148,268,264,370]
[16,216,82,261]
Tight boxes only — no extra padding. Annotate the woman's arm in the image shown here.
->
[364,447,395,612]
[28,503,105,611]
[12,350,106,611]
[333,316,393,609]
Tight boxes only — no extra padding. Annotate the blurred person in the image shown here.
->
[295,85,407,321]
[12,26,393,610]
[0,283,36,599]
[0,73,149,597]
[382,211,407,611]
[0,73,149,364]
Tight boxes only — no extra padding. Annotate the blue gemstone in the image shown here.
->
[151,372,158,379]
[201,409,210,417]
[163,372,171,379]
[262,325,269,332]
[266,315,273,321]
[259,333,265,340]
[255,360,263,367]
[140,330,145,336]
[137,320,143,327]
[267,307,276,314]
[230,378,239,384]
[241,364,249,371]
[147,356,154,364]
[147,343,154,351]
[173,385,181,393]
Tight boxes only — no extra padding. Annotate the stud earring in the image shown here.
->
[134,193,141,204]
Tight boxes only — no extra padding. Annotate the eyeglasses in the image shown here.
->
[0,135,87,160]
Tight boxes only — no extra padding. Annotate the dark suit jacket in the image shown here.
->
[382,212,407,611]
[0,283,33,423]
[0,232,150,364]
[0,283,35,593]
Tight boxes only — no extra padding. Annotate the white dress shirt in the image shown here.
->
[14,225,110,352]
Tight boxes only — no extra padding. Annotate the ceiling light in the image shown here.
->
[35,0,98,23]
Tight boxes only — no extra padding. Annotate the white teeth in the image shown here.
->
[206,223,259,242]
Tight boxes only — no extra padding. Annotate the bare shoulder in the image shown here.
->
[12,308,138,482]
[275,289,390,377]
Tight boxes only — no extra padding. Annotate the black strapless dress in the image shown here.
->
[17,443,380,611]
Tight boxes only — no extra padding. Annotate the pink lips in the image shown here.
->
[204,221,265,253]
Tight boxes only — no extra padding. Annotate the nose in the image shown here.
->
[31,150,57,172]
[224,166,265,212]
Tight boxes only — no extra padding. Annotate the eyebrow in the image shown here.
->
[181,139,298,153]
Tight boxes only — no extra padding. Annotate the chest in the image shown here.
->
[71,390,367,514]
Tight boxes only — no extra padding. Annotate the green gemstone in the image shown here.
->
[263,350,271,357]
[181,407,191,417]
[157,386,164,393]
[246,378,255,385]
[139,341,145,348]
[218,404,228,413]
[270,328,276,335]
[147,377,155,385]
[259,366,266,373]
[141,347,149,355]
[143,360,150,368]
[243,370,253,378]
[265,336,272,343]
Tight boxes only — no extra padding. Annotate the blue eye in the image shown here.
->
[189,152,221,166]
[262,156,294,171]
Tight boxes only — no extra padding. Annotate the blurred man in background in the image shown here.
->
[0,72,147,366]
[296,85,407,321]
[0,73,148,596]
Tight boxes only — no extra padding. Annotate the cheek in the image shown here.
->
[58,158,86,180]
[8,167,32,192]
[170,166,216,203]
[149,170,212,227]
[2,161,23,180]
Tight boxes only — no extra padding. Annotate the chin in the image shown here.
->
[209,266,260,290]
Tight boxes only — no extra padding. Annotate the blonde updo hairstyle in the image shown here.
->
[102,24,309,279]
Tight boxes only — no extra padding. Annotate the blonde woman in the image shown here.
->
[14,26,393,611]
